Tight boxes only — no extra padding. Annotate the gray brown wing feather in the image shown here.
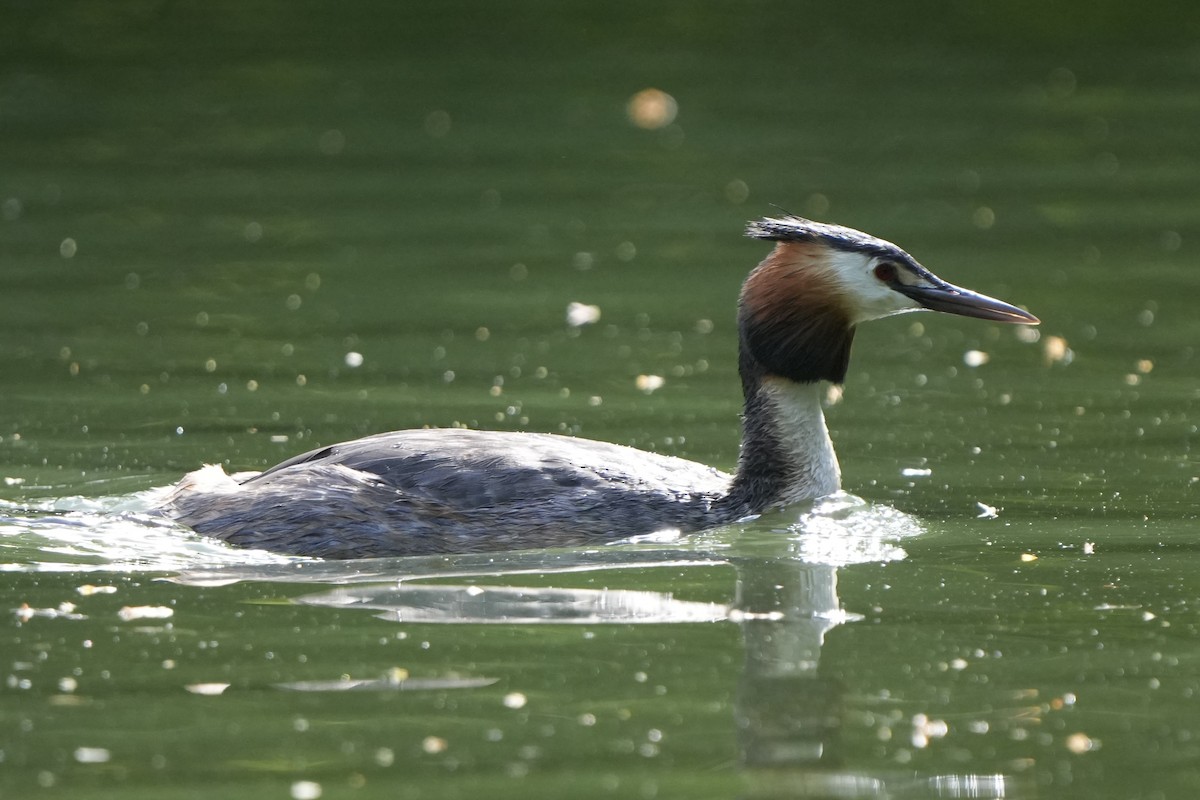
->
[173,429,734,558]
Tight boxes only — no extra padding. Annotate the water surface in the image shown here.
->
[2,3,1199,798]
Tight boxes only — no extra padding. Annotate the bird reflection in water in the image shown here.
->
[172,499,1021,798]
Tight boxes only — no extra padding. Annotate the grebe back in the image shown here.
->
[167,216,1038,558]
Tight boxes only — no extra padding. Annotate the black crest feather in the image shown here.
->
[746,215,916,264]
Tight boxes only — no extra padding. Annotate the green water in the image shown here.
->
[3,3,1199,798]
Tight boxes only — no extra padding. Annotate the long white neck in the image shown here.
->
[724,376,841,515]
[759,379,841,504]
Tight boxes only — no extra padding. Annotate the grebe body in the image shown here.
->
[167,216,1038,558]
[170,429,734,558]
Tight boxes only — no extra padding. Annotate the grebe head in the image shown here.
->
[738,215,1039,386]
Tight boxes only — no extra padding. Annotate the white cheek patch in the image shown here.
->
[826,251,923,324]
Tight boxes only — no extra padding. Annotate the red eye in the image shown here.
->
[873,262,898,283]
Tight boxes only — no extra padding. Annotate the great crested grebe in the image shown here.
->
[166,216,1038,558]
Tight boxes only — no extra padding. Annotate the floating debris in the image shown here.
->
[291,780,323,800]
[276,672,498,693]
[1043,335,1073,365]
[566,302,601,327]
[118,606,174,622]
[1049,692,1077,710]
[73,747,111,764]
[963,350,990,367]
[185,683,231,696]
[975,501,999,519]
[911,713,949,748]
[422,736,448,755]
[1065,732,1100,754]
[627,88,678,129]
[76,585,118,596]
[14,603,86,622]
[635,374,665,394]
